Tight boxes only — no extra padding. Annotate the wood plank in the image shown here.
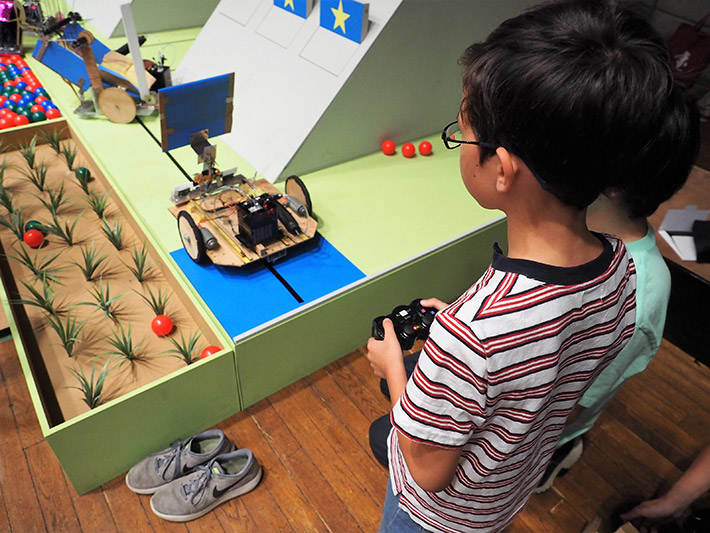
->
[605,389,702,470]
[221,407,332,531]
[582,417,680,504]
[218,410,305,532]
[301,368,388,498]
[0,338,44,447]
[101,474,160,532]
[23,440,81,531]
[527,488,588,533]
[63,471,119,533]
[0,369,46,532]
[246,399,357,532]
[305,366,389,476]
[326,349,391,424]
[650,341,710,409]
[267,380,382,532]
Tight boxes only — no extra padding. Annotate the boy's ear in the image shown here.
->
[495,146,518,192]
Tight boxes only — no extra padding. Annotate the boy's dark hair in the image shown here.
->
[459,0,685,209]
[618,85,699,218]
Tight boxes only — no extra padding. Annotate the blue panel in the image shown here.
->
[170,235,364,339]
[270,234,365,302]
[33,40,91,91]
[159,73,233,151]
[274,0,310,19]
[34,24,116,92]
[320,0,368,44]
[62,22,112,63]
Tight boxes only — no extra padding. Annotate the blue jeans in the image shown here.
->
[379,479,427,532]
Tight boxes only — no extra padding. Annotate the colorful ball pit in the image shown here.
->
[0,54,61,129]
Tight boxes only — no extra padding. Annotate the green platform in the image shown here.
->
[4,10,510,494]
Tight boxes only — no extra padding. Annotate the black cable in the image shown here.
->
[265,263,304,303]
[135,117,304,303]
[135,115,193,182]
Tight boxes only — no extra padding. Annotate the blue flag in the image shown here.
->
[274,0,312,19]
[320,0,369,44]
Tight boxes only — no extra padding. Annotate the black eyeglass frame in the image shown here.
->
[440,120,549,190]
[441,120,497,150]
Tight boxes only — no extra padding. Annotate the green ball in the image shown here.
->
[29,111,46,123]
[75,167,91,181]
[17,108,30,117]
[24,220,45,234]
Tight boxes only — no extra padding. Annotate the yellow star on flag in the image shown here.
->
[284,0,295,10]
[331,0,350,34]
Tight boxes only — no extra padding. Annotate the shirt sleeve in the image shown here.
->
[579,325,657,408]
[391,314,489,449]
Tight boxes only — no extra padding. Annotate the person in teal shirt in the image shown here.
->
[535,95,700,492]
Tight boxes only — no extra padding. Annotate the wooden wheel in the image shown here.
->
[285,175,313,216]
[177,210,208,264]
[97,87,137,124]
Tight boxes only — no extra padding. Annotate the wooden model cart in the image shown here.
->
[171,173,317,266]
[160,72,318,267]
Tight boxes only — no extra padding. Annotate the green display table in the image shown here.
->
[1,24,508,494]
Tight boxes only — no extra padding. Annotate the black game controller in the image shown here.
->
[372,299,438,350]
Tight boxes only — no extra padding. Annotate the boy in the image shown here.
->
[367,1,682,531]
[536,85,700,491]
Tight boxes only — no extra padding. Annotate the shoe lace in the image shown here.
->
[181,466,211,505]
[155,439,187,481]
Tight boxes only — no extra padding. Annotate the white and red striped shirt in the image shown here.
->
[389,235,636,532]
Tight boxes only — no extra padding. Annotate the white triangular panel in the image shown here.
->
[176,0,537,182]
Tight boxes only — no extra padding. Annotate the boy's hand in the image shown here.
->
[366,318,405,381]
[420,297,448,311]
[619,496,680,533]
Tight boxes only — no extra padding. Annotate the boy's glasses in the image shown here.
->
[441,120,549,190]
[441,121,498,150]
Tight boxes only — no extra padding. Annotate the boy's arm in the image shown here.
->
[620,443,710,526]
[366,319,464,492]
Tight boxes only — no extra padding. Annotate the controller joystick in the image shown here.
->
[411,298,437,328]
[371,298,438,350]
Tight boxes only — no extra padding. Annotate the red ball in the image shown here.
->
[151,314,173,336]
[200,345,222,359]
[46,108,61,119]
[8,93,21,102]
[419,141,433,156]
[12,115,29,126]
[30,104,43,113]
[401,142,416,158]
[381,139,396,156]
[34,95,47,103]
[23,229,44,248]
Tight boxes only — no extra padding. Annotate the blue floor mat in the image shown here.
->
[170,234,365,340]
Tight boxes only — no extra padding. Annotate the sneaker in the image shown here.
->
[150,449,263,522]
[125,429,235,494]
[534,437,583,494]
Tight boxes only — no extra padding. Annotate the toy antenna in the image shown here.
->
[119,3,149,100]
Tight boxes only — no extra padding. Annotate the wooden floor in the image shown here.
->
[1,335,709,533]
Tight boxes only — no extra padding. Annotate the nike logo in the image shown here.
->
[212,479,243,499]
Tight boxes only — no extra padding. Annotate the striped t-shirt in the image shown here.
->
[389,234,636,532]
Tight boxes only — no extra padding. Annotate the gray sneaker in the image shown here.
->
[149,449,263,522]
[125,429,235,494]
